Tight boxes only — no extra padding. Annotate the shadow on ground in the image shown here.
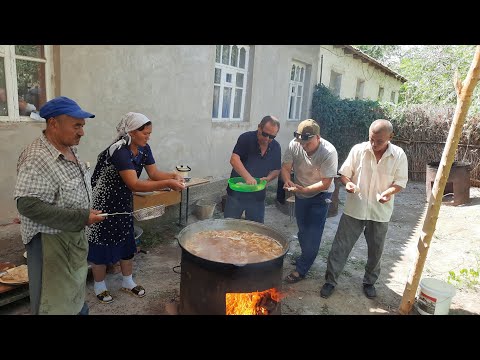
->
[1,181,479,315]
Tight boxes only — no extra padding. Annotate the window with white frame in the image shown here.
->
[329,70,342,97]
[287,61,306,121]
[0,45,53,121]
[212,45,249,121]
[377,86,384,101]
[355,79,365,100]
[390,90,396,103]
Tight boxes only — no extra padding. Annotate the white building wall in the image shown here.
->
[58,45,319,182]
[0,45,403,221]
[318,45,403,102]
[0,45,319,221]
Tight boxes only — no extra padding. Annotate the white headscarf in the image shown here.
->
[108,112,151,156]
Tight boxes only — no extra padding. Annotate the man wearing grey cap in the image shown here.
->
[282,119,338,284]
[14,96,105,315]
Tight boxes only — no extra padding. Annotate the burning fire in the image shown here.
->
[226,288,284,315]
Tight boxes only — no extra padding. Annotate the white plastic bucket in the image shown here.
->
[416,278,456,315]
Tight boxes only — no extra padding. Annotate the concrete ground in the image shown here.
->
[1,180,479,315]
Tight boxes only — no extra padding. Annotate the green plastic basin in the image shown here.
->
[228,177,267,192]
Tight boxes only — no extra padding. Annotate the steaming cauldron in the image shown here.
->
[176,219,289,315]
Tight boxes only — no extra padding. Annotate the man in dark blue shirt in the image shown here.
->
[224,115,282,223]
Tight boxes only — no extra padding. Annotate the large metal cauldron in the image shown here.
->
[176,219,289,315]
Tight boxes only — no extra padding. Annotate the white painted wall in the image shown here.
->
[0,45,403,222]
[59,45,319,180]
[318,45,403,102]
[0,121,46,221]
[0,45,319,221]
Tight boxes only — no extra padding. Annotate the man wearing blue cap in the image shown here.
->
[14,96,106,315]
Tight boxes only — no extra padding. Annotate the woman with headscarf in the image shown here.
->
[86,112,185,304]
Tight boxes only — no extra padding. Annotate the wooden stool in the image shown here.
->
[286,196,295,221]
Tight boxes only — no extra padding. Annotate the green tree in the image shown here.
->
[354,45,402,68]
[398,45,478,109]
[355,45,479,113]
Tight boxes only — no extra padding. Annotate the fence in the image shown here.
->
[391,105,480,186]
[393,138,479,186]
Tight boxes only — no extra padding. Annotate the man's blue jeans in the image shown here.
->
[224,192,265,223]
[294,192,332,277]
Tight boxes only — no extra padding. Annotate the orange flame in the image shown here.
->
[225,288,284,315]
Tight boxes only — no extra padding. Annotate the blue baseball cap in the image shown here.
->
[39,96,95,120]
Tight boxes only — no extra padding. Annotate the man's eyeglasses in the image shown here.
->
[294,131,315,141]
[261,131,276,140]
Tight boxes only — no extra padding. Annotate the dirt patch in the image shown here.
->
[1,180,479,315]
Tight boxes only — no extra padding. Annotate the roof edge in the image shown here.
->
[337,45,407,83]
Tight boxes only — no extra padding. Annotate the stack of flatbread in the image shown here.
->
[0,264,29,284]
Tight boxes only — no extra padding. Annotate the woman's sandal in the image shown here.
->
[96,290,114,304]
[121,285,146,298]
[285,271,305,284]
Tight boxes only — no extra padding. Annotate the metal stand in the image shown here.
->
[178,187,190,226]
[176,178,210,227]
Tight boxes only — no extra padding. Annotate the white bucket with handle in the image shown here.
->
[416,278,456,315]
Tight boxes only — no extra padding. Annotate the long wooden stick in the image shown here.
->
[399,45,480,315]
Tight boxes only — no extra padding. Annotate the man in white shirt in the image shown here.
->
[320,119,408,299]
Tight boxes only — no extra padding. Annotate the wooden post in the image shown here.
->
[399,46,480,315]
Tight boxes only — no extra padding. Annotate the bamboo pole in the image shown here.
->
[399,45,480,315]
